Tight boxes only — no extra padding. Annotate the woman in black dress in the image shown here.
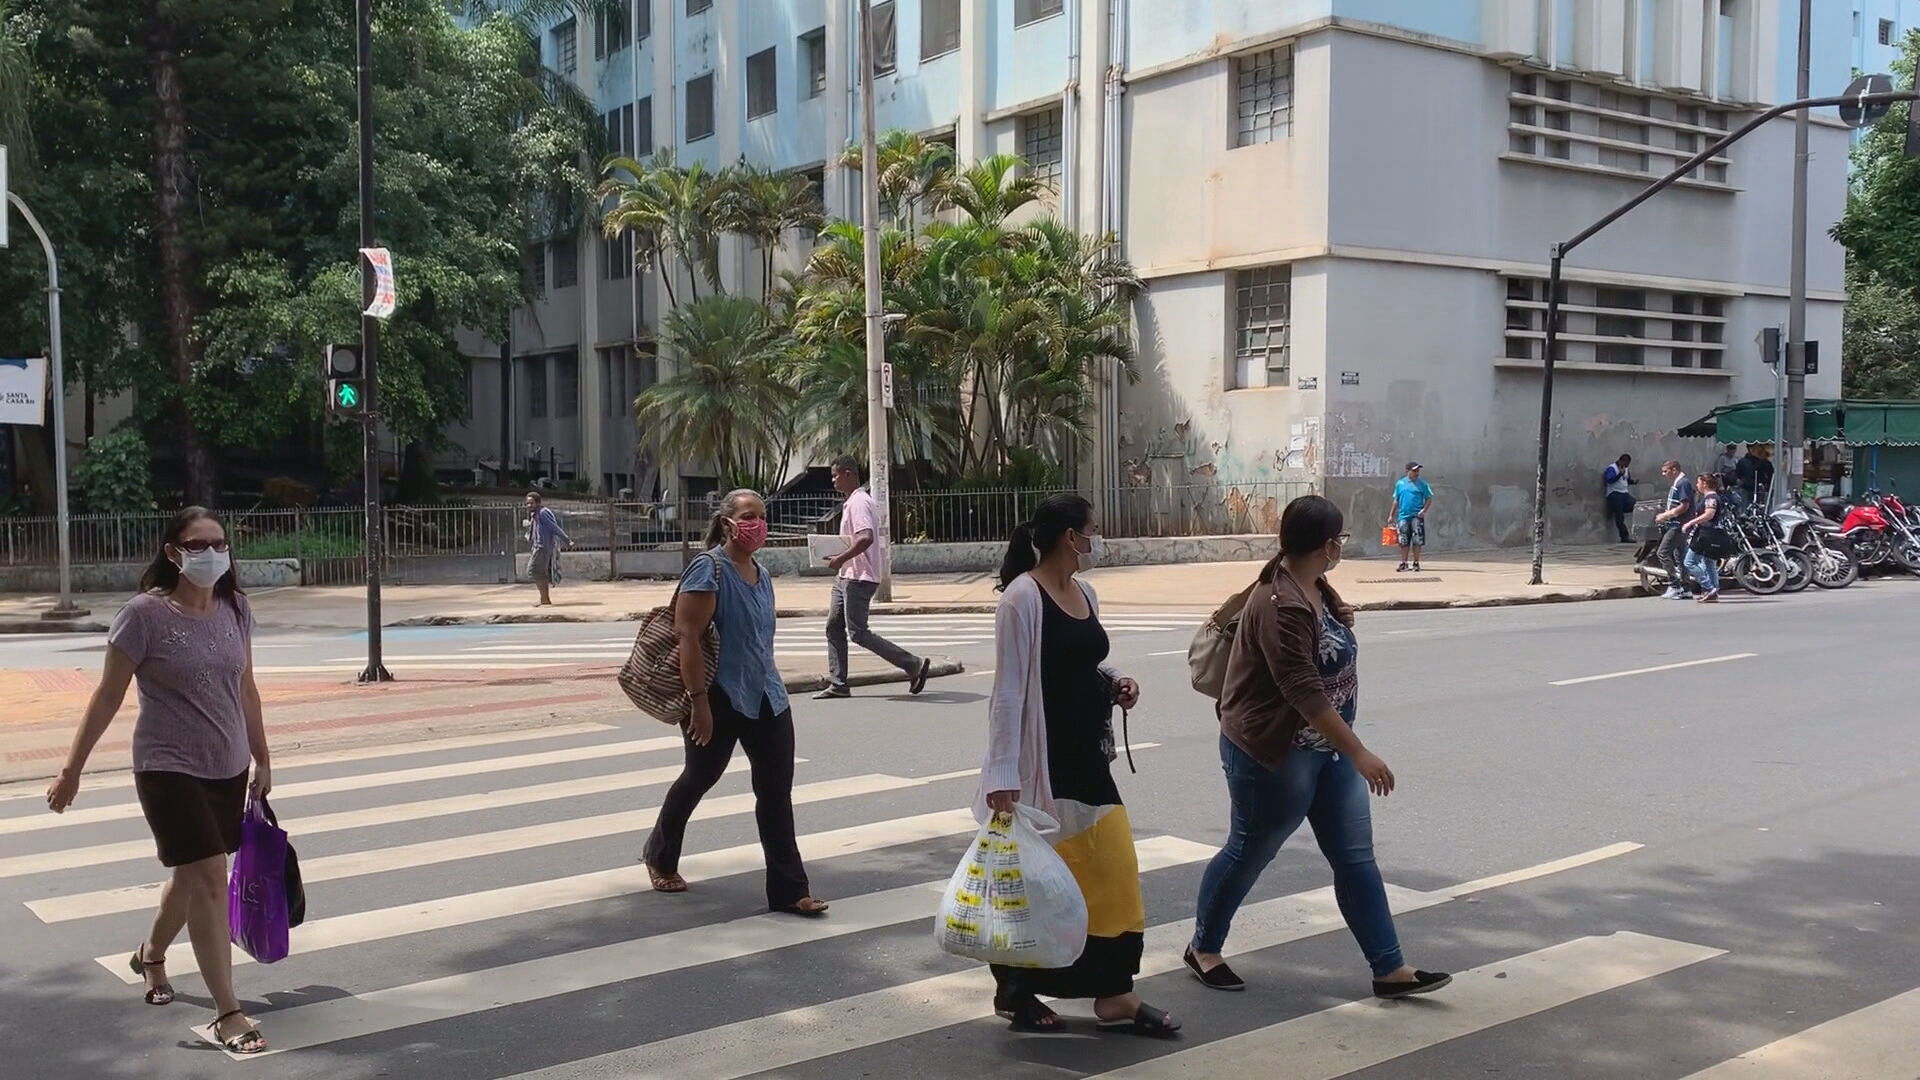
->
[978,494,1180,1038]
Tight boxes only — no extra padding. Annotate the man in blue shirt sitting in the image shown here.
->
[1392,462,1433,572]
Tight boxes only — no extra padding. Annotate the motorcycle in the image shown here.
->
[1772,502,1859,589]
[1813,493,1920,574]
[1632,498,1790,596]
[1866,491,1920,572]
[1732,501,1813,594]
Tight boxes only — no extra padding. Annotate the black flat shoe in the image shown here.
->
[995,993,1063,1033]
[1182,947,1245,991]
[1373,970,1452,999]
[1096,1003,1182,1039]
[908,658,932,695]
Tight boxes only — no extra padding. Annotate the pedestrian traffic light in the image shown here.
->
[325,343,366,416]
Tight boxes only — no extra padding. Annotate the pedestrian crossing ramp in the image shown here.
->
[0,723,1914,1078]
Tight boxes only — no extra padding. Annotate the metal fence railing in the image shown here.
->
[0,480,1314,585]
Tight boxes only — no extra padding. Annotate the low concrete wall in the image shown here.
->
[582,534,1279,581]
[0,559,301,594]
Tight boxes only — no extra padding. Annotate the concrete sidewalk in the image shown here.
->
[0,544,1647,632]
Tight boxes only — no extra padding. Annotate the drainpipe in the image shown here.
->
[1063,0,1081,225]
[1102,0,1127,494]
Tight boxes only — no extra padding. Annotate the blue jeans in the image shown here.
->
[1684,547,1720,593]
[1191,735,1405,977]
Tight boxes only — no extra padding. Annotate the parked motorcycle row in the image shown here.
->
[1633,489,1920,596]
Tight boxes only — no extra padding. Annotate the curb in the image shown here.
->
[0,620,110,635]
[1351,585,1646,612]
[391,603,1001,627]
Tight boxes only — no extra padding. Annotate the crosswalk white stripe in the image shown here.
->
[1088,932,1727,1079]
[1677,987,1920,1079]
[0,736,688,835]
[502,882,1449,1080]
[114,808,981,982]
[348,641,985,662]
[224,835,1216,1058]
[34,772,935,924]
[0,757,776,880]
[0,722,615,802]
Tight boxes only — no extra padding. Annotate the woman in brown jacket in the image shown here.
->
[1183,495,1451,999]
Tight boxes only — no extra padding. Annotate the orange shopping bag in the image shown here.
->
[1381,524,1399,547]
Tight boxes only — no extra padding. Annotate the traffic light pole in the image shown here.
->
[355,0,390,683]
[1527,88,1920,586]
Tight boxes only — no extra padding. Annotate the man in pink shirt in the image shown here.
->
[819,456,932,699]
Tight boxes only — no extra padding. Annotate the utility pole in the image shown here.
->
[355,0,391,682]
[857,0,892,601]
[3,184,87,621]
[1783,0,1812,500]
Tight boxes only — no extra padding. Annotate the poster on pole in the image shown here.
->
[0,357,48,425]
[360,247,396,318]
[880,361,895,409]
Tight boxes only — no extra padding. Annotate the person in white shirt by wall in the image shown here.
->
[817,456,932,700]
[1602,454,1636,543]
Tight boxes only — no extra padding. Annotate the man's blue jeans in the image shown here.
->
[1191,735,1405,977]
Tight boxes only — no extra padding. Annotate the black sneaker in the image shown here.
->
[813,686,851,700]
[1396,563,1411,573]
[908,658,932,696]
[1373,970,1452,999]
[1411,562,1422,573]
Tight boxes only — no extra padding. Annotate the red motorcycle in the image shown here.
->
[1814,494,1920,573]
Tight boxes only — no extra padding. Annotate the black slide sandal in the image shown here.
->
[997,994,1063,1033]
[1096,1003,1182,1039]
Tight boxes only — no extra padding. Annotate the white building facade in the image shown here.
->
[459,0,1856,547]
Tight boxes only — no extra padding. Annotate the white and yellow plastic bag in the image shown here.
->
[934,805,1088,968]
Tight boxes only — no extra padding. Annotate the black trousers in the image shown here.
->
[1605,492,1635,542]
[643,689,810,908]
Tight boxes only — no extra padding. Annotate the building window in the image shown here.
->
[1503,277,1726,369]
[1508,72,1732,185]
[802,28,827,98]
[551,236,578,290]
[1020,106,1063,188]
[556,356,579,418]
[551,19,577,78]
[922,0,961,60]
[747,47,778,119]
[686,73,715,142]
[688,0,711,14]
[594,0,629,59]
[801,166,827,214]
[1016,0,1065,28]
[1233,266,1291,388]
[870,1,897,76]
[1880,18,1895,45]
[527,359,548,419]
[604,229,634,279]
[603,103,637,158]
[636,96,654,157]
[1233,45,1293,147]
[637,0,650,40]
[526,243,546,296]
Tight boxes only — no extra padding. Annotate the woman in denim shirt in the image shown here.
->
[643,489,829,916]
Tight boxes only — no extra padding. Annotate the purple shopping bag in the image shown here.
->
[229,795,291,964]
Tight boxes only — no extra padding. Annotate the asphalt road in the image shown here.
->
[1,584,1917,1079]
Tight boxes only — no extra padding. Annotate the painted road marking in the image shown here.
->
[1089,933,1726,1079]
[224,837,1215,1057]
[1678,987,1920,1079]
[123,809,984,982]
[1549,653,1757,687]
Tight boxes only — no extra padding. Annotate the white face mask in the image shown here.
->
[1074,532,1105,573]
[175,548,231,588]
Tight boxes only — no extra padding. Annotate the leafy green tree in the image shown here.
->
[599,152,724,306]
[838,129,955,229]
[1834,33,1920,399]
[73,427,157,514]
[712,164,826,300]
[1843,260,1920,399]
[634,295,796,492]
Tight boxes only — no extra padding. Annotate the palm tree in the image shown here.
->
[946,154,1047,229]
[634,295,794,490]
[713,164,826,300]
[599,152,725,306]
[839,130,956,229]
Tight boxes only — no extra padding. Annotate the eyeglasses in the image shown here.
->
[175,539,230,554]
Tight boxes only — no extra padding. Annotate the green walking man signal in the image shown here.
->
[326,343,366,416]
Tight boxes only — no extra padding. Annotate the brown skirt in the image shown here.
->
[133,769,248,868]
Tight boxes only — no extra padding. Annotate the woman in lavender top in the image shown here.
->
[45,508,274,1055]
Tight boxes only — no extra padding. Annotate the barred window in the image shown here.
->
[1508,72,1732,185]
[1233,46,1293,147]
[1879,18,1895,45]
[1503,277,1727,370]
[686,74,715,142]
[1016,0,1064,27]
[526,243,546,296]
[747,48,778,119]
[551,19,577,77]
[551,237,578,290]
[1233,266,1291,389]
[1020,106,1062,188]
[594,0,629,58]
[802,29,827,98]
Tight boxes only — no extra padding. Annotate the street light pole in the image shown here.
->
[4,189,86,620]
[355,0,390,682]
[1783,0,1812,499]
[857,0,892,602]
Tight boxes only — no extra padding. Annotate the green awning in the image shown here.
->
[1678,398,1920,446]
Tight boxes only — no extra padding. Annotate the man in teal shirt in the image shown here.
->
[1392,462,1433,572]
